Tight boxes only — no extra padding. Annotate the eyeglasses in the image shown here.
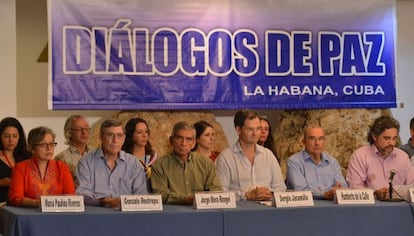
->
[104,133,125,139]
[173,135,194,143]
[34,142,57,148]
[306,136,325,142]
[71,127,91,133]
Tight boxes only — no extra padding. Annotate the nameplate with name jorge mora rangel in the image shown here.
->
[40,195,85,212]
[194,191,236,209]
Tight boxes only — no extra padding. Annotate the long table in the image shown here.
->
[1,200,414,236]
[0,204,223,236]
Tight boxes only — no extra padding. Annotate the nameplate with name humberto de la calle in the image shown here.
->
[335,189,375,205]
[273,191,314,208]
[120,194,163,211]
[194,192,236,209]
[40,195,84,212]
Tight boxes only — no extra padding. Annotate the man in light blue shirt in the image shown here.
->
[286,125,347,200]
[216,110,286,201]
[76,118,148,207]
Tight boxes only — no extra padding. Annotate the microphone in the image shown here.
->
[389,169,396,182]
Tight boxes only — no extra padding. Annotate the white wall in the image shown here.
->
[1,0,413,153]
[391,0,414,144]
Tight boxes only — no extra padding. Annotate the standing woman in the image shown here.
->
[9,127,75,207]
[258,117,278,160]
[193,120,220,162]
[0,117,30,202]
[122,118,157,190]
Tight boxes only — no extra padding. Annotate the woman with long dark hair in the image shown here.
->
[258,117,278,160]
[122,118,157,191]
[0,117,30,202]
[193,120,220,162]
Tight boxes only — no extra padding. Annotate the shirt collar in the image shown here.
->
[68,145,90,154]
[408,138,414,148]
[370,144,397,159]
[233,140,262,155]
[96,148,126,161]
[302,150,329,164]
[171,151,193,164]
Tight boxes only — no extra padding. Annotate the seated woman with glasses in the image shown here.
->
[8,127,75,207]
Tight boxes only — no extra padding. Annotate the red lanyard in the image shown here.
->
[2,151,14,168]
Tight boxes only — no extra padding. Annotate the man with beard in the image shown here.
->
[346,116,414,200]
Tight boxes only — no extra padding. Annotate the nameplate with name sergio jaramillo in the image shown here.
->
[273,191,314,208]
[40,195,84,212]
[335,189,375,204]
[194,191,236,209]
[120,194,163,211]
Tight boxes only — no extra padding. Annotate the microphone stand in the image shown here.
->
[389,181,393,199]
[381,179,404,202]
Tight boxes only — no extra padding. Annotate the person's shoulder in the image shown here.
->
[52,159,71,169]
[351,144,371,155]
[14,159,31,169]
[86,148,101,157]
[322,152,340,164]
[79,149,101,162]
[258,145,278,160]
[55,147,71,159]
[287,150,303,160]
[393,147,410,159]
[286,153,304,167]
[120,150,136,160]
[256,144,268,153]
[217,146,233,158]
[191,152,214,164]
[400,143,409,149]
[152,153,172,166]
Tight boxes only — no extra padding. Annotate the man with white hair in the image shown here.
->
[55,115,91,186]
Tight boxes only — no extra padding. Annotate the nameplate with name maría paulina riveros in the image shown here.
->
[41,195,84,212]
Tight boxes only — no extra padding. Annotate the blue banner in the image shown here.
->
[48,0,397,110]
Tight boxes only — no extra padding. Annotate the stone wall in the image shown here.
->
[273,109,393,176]
[88,111,229,157]
[88,109,393,177]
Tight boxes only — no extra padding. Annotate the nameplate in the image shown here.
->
[40,195,84,212]
[273,191,314,208]
[335,189,375,204]
[194,192,236,209]
[409,188,414,203]
[120,194,163,211]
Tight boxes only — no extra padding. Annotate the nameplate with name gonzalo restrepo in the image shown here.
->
[120,194,163,211]
[40,195,85,212]
[273,191,314,208]
[335,189,375,204]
